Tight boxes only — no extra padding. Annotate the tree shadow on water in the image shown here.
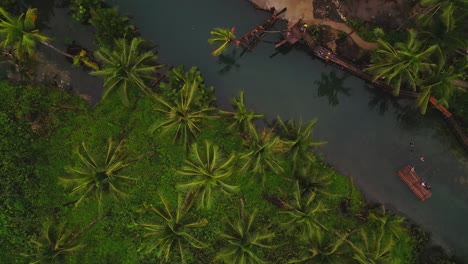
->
[365,84,401,115]
[314,70,351,106]
[217,49,240,75]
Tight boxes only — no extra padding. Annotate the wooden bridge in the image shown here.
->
[397,166,432,201]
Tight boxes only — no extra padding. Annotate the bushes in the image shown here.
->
[70,0,103,23]
[89,7,136,48]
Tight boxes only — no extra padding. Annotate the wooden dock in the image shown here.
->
[397,166,432,201]
[275,20,304,48]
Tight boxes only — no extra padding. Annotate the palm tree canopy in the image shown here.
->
[0,7,49,59]
[219,90,264,135]
[208,27,236,56]
[149,78,215,149]
[90,37,158,106]
[138,194,208,263]
[216,209,275,264]
[25,221,84,264]
[60,138,136,208]
[367,29,437,96]
[240,126,289,181]
[275,116,326,173]
[177,141,239,208]
[280,181,328,238]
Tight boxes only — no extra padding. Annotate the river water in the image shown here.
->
[107,0,466,259]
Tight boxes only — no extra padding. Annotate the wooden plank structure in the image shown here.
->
[397,166,432,201]
[238,8,287,52]
[275,20,305,48]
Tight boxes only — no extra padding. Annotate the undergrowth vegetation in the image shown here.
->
[0,78,420,263]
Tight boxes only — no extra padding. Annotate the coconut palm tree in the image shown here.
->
[348,229,395,264]
[25,221,84,263]
[0,7,49,60]
[90,37,158,106]
[275,117,326,173]
[177,141,239,209]
[417,64,464,114]
[417,0,467,32]
[138,194,208,263]
[280,181,328,239]
[368,206,406,240]
[289,229,351,263]
[219,90,264,136]
[293,163,332,197]
[215,209,275,264]
[149,79,215,150]
[239,126,288,182]
[366,29,438,96]
[208,27,237,56]
[159,65,215,108]
[60,138,136,209]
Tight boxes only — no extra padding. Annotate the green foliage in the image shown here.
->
[24,221,84,263]
[61,138,137,209]
[275,117,326,173]
[150,78,216,149]
[0,7,49,60]
[70,0,103,23]
[349,228,396,264]
[208,27,236,56]
[137,194,208,263]
[346,19,382,42]
[177,141,239,209]
[215,209,275,264]
[289,229,350,263]
[91,37,159,106]
[219,90,264,135]
[159,65,215,108]
[367,29,438,96]
[89,7,136,48]
[280,181,328,238]
[239,126,288,181]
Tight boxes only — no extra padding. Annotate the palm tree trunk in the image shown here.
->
[64,215,107,247]
[41,41,74,59]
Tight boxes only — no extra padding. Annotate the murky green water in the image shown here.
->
[107,0,466,258]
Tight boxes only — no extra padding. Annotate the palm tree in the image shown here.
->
[366,29,438,96]
[289,229,350,263]
[90,37,158,106]
[417,0,467,32]
[0,7,49,60]
[25,221,84,263]
[177,141,239,209]
[60,138,136,209]
[368,206,406,240]
[348,229,395,264]
[138,194,208,263]
[219,90,264,136]
[149,79,215,150]
[293,163,332,197]
[159,65,215,108]
[208,27,237,56]
[239,126,288,182]
[280,181,328,239]
[215,209,275,264]
[417,64,464,114]
[275,117,326,173]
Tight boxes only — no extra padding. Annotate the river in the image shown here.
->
[102,0,465,259]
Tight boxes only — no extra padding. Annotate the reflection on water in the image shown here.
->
[218,49,240,75]
[365,84,401,115]
[315,70,351,106]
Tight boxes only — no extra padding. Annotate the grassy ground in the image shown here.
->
[0,79,419,263]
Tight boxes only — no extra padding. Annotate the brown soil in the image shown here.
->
[339,0,414,29]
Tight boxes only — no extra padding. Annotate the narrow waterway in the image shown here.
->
[108,0,466,259]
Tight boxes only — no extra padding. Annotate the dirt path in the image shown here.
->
[249,0,379,50]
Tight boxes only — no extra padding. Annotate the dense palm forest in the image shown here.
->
[0,0,464,263]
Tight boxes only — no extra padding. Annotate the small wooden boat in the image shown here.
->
[397,165,432,201]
